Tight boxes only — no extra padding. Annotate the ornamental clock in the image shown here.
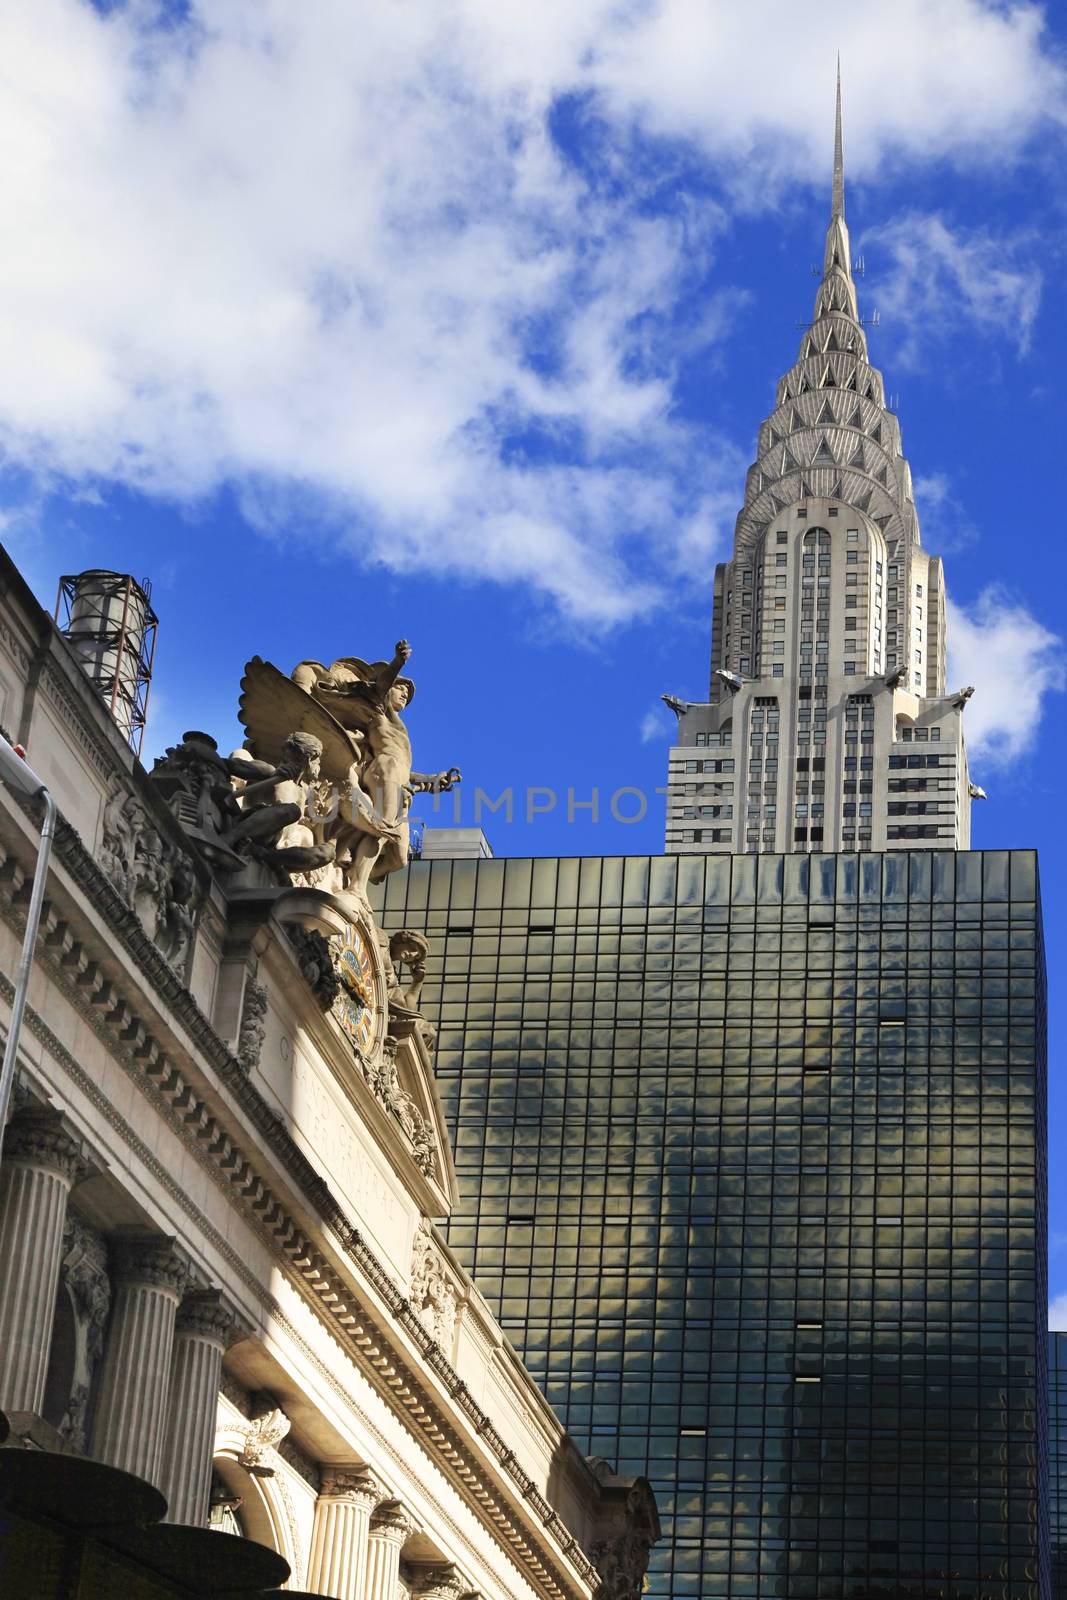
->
[333,918,384,1056]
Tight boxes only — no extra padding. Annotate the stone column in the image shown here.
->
[90,1234,188,1484]
[159,1290,244,1526]
[364,1503,416,1600]
[0,1109,85,1416]
[306,1470,380,1600]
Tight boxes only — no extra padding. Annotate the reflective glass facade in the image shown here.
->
[375,850,1047,1599]
[1050,1334,1067,1598]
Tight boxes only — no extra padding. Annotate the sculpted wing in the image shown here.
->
[238,657,363,779]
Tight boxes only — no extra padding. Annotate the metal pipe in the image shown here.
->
[0,736,55,1142]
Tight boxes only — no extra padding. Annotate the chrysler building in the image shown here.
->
[664,74,975,855]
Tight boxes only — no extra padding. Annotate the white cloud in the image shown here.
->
[862,213,1042,368]
[1050,1294,1067,1331]
[913,472,977,554]
[640,705,674,743]
[948,586,1064,767]
[0,2,1062,624]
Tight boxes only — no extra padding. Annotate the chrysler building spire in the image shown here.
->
[832,55,845,221]
[663,73,974,857]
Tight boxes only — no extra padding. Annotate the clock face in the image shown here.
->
[334,920,380,1055]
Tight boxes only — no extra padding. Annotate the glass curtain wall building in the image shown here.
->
[1050,1334,1067,1598]
[374,850,1047,1600]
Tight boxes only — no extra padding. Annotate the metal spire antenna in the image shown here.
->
[832,54,845,220]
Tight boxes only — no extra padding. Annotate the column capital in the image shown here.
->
[369,1500,417,1544]
[2,1109,87,1185]
[320,1466,381,1505]
[112,1233,190,1298]
[175,1288,248,1348]
[412,1564,468,1600]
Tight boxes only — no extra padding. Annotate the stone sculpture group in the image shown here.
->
[100,640,459,999]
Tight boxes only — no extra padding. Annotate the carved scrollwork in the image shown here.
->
[409,1221,457,1350]
[286,926,340,1009]
[237,965,268,1073]
[55,1210,110,1452]
[237,1404,291,1477]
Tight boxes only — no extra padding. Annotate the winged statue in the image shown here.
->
[233,644,459,899]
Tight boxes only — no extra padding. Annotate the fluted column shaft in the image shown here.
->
[0,1111,84,1414]
[364,1504,415,1600]
[307,1471,380,1600]
[159,1291,243,1525]
[90,1235,188,1484]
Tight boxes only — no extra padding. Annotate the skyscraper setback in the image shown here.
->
[664,72,974,857]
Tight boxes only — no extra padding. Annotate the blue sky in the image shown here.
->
[3,0,1067,1307]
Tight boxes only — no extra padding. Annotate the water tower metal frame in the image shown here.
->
[54,572,158,758]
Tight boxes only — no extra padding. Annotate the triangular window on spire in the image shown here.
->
[848,403,863,428]
[769,427,782,446]
[846,371,858,391]
[817,399,835,425]
[871,422,883,444]
[855,489,872,511]
[800,378,810,393]
[783,448,799,473]
[849,443,866,470]
[801,479,815,498]
[815,438,835,464]
[874,514,892,530]
[875,465,889,486]
[826,330,840,353]
[823,367,836,388]
[806,339,819,359]
[790,408,803,431]
[830,477,844,500]
[865,381,875,399]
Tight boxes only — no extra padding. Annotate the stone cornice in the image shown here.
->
[0,806,603,1600]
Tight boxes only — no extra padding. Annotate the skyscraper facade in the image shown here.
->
[664,77,974,857]
[375,848,1048,1600]
[1050,1333,1067,1597]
